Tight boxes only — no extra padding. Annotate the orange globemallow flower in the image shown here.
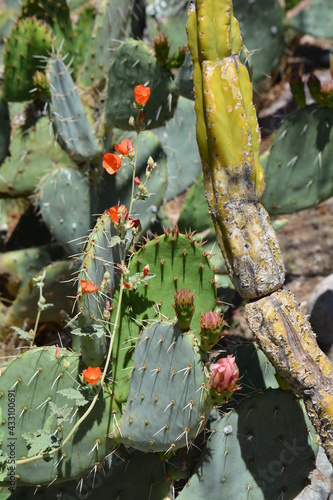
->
[103,153,121,175]
[134,84,151,105]
[114,139,134,156]
[109,204,127,223]
[83,366,102,385]
[81,279,98,293]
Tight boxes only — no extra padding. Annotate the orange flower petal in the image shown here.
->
[81,279,98,293]
[114,139,134,156]
[82,366,102,385]
[134,85,151,105]
[109,205,120,223]
[103,153,121,175]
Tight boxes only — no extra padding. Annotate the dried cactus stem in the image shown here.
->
[245,289,333,465]
[214,201,284,298]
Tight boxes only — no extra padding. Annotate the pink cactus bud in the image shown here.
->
[210,355,240,394]
[173,288,195,330]
[199,311,225,351]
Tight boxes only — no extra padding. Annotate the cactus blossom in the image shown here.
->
[114,139,134,156]
[82,366,102,385]
[134,84,151,105]
[109,205,128,223]
[103,153,122,175]
[210,355,240,394]
[199,311,225,351]
[80,279,98,293]
[173,288,195,330]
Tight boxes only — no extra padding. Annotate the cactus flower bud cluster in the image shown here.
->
[199,310,225,352]
[173,288,195,330]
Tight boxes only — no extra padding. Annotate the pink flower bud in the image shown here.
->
[199,311,225,351]
[210,355,240,393]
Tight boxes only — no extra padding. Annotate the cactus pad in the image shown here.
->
[106,39,177,130]
[118,321,210,452]
[36,166,91,254]
[0,117,76,198]
[178,390,318,500]
[154,97,202,201]
[78,0,135,88]
[49,56,101,162]
[0,347,118,486]
[261,104,333,215]
[111,230,217,403]
[9,445,172,499]
[2,18,52,102]
[289,0,333,39]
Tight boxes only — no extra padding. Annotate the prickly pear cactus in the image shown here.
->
[0,347,118,486]
[36,166,91,254]
[178,390,318,500]
[0,116,75,198]
[49,56,101,162]
[2,18,52,102]
[117,321,210,452]
[261,104,333,214]
[106,39,178,130]
[111,230,217,403]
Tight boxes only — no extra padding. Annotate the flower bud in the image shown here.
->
[199,311,225,351]
[173,288,195,330]
[210,355,240,394]
[147,156,155,168]
[128,116,135,128]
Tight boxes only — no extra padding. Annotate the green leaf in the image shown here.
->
[57,388,88,407]
[109,235,123,248]
[10,326,33,342]
[71,324,105,338]
[49,402,72,425]
[21,430,58,458]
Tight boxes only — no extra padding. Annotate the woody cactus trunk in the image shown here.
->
[186,0,333,464]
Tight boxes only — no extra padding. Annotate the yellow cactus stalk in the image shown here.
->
[186,0,284,298]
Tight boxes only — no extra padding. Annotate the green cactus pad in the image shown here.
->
[36,166,91,254]
[289,0,333,39]
[19,0,74,67]
[49,56,101,162]
[261,104,333,215]
[76,211,122,329]
[173,51,195,100]
[0,347,118,486]
[101,128,168,233]
[2,18,52,102]
[178,390,318,500]
[0,243,63,299]
[106,39,177,130]
[118,321,209,452]
[111,230,217,403]
[9,445,172,499]
[78,0,135,88]
[233,0,285,83]
[0,116,76,198]
[0,100,10,167]
[154,97,201,201]
[4,259,78,332]
[178,174,212,233]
